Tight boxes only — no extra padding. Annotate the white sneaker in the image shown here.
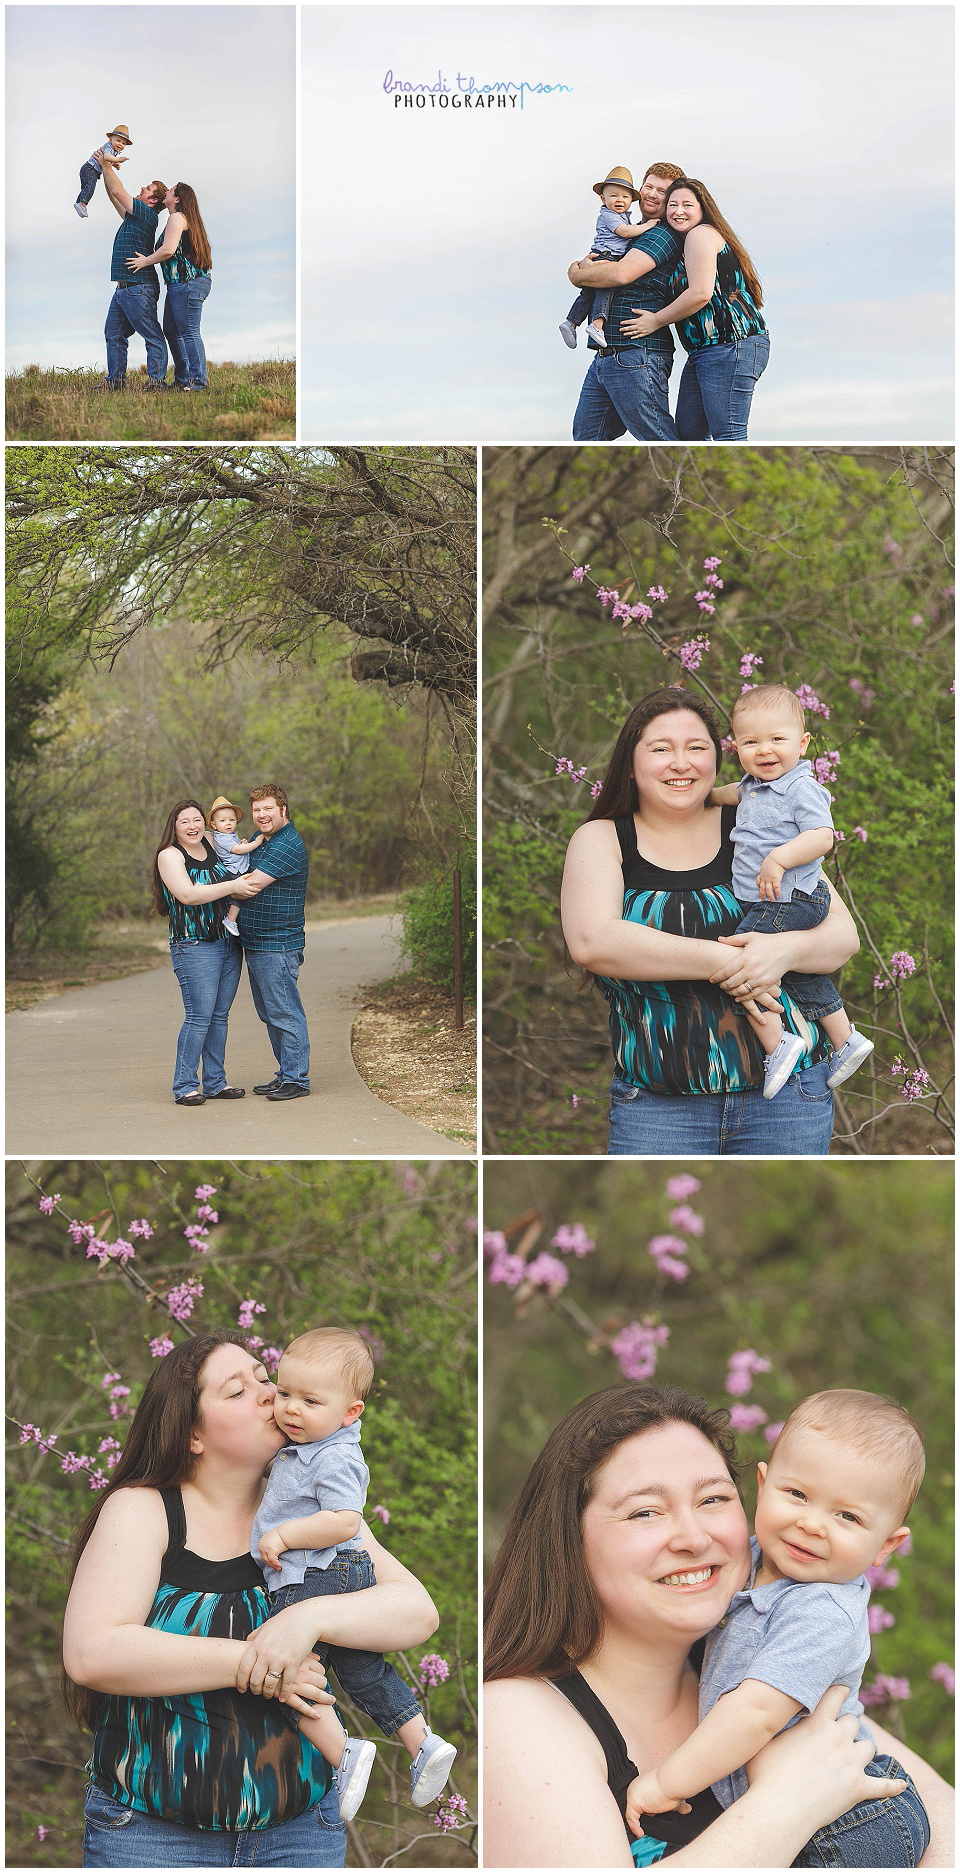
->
[762,1031,806,1099]
[334,1736,376,1821]
[558,319,578,348]
[74,201,88,218]
[409,1730,457,1808]
[826,1029,875,1089]
[223,917,239,936]
[589,325,607,347]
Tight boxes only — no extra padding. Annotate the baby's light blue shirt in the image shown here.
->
[251,1421,369,1592]
[211,828,250,876]
[730,758,835,902]
[593,204,633,257]
[700,1536,872,1808]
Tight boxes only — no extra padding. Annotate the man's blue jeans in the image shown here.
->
[104,282,168,383]
[675,333,770,440]
[82,1780,345,1867]
[792,1752,929,1867]
[244,949,310,1088]
[163,276,212,385]
[269,1557,422,1737]
[607,1056,834,1155]
[572,347,677,441]
[169,937,242,1099]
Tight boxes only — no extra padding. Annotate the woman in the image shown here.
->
[484,1385,952,1867]
[128,182,212,389]
[64,1330,439,1867]
[153,798,251,1106]
[560,688,857,1155]
[621,178,769,440]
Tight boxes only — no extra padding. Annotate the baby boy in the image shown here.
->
[252,1326,457,1821]
[559,166,655,351]
[712,684,873,1099]
[626,1389,930,1868]
[207,796,265,937]
[75,123,132,219]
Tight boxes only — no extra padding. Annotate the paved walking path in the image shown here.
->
[7,916,472,1157]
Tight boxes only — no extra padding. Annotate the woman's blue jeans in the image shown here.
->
[82,1781,345,1867]
[607,1056,834,1155]
[163,276,212,385]
[792,1753,929,1867]
[170,936,242,1098]
[676,332,770,440]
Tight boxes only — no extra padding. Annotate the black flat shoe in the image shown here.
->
[208,1086,246,1099]
[175,1092,206,1106]
[254,1077,282,1095]
[265,1082,310,1101]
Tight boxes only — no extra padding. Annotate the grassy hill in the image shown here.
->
[6,359,295,439]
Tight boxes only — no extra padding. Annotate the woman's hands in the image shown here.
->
[236,1600,326,1697]
[125,254,154,272]
[710,931,800,1001]
[745,1686,906,1832]
[276,1655,336,1718]
[620,307,659,338]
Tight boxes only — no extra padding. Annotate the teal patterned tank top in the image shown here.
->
[161,839,229,944]
[670,243,766,352]
[88,1488,330,1831]
[597,808,827,1094]
[158,236,211,283]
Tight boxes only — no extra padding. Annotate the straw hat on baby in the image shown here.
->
[106,124,133,145]
[593,165,640,200]
[208,795,243,824]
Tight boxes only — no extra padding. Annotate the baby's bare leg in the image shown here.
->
[820,1007,853,1048]
[395,1713,428,1757]
[741,999,783,1055]
[298,1700,348,1768]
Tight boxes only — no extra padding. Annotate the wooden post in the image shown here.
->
[452,863,464,1032]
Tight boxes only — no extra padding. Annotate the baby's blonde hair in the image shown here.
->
[773,1389,925,1520]
[283,1326,375,1401]
[731,684,806,731]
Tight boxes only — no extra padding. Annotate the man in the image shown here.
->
[99,156,168,389]
[568,161,686,442]
[237,786,312,1101]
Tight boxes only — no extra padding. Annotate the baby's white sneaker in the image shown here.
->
[826,1029,874,1089]
[558,319,578,348]
[762,1031,806,1099]
[334,1736,376,1821]
[223,917,240,936]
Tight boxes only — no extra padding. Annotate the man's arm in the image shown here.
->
[100,158,134,219]
[568,245,657,289]
[627,225,722,332]
[241,866,279,898]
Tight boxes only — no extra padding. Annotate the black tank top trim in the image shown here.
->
[158,1486,265,1593]
[552,1648,724,1855]
[614,804,739,891]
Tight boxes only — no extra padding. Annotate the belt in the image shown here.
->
[112,278,156,290]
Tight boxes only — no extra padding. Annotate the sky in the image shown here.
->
[5,6,295,370]
[301,4,954,443]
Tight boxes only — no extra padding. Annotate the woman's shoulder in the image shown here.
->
[86,1484,170,1548]
[485,1675,606,1756]
[565,817,622,861]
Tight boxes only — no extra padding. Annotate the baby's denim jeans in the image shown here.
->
[268,1549,422,1735]
[792,1752,930,1866]
[736,880,843,1020]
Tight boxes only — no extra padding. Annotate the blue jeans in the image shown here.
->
[675,332,770,440]
[269,1555,422,1737]
[244,949,310,1088]
[77,161,101,204]
[163,276,212,385]
[573,347,677,440]
[736,882,843,1021]
[608,1056,834,1155]
[104,282,168,383]
[793,1753,929,1867]
[169,936,242,1098]
[82,1780,345,1867]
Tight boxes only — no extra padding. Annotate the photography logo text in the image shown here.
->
[384,69,572,110]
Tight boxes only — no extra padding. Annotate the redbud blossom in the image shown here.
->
[739,652,763,680]
[150,1335,174,1358]
[488,1252,527,1290]
[526,1251,569,1292]
[794,684,830,719]
[371,1503,390,1524]
[551,1223,596,1257]
[812,751,840,786]
[238,1299,267,1330]
[648,585,668,603]
[483,1230,508,1259]
[669,1204,704,1237]
[729,1404,768,1432]
[611,1318,669,1382]
[860,1675,910,1706]
[37,1827,49,1841]
[680,633,710,670]
[167,1278,203,1323]
[433,1793,469,1833]
[865,1564,900,1591]
[419,1652,451,1689]
[929,1663,955,1694]
[868,1605,896,1633]
[128,1218,154,1238]
[763,1421,785,1446]
[194,1185,217,1201]
[703,556,722,571]
[571,565,589,582]
[665,1174,700,1200]
[38,1195,59,1215]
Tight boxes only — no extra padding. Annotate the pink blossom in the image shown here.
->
[570,1094,580,1109]
[370,1503,390,1524]
[763,1420,785,1446]
[128,1218,154,1238]
[194,1184,217,1201]
[629,601,653,626]
[851,826,868,841]
[721,734,736,754]
[739,652,763,680]
[648,1234,690,1279]
[238,1298,267,1330]
[703,556,722,572]
[68,1219,96,1245]
[860,1674,910,1706]
[929,1663,955,1694]
[703,573,723,591]
[868,1605,895,1633]
[555,757,587,783]
[812,751,840,786]
[101,1371,122,1391]
[108,1238,135,1265]
[85,1238,111,1267]
[665,1175,701,1200]
[483,1230,508,1259]
[729,1405,768,1432]
[589,780,602,798]
[848,677,875,707]
[260,1346,284,1369]
[488,1252,527,1290]
[526,1251,569,1292]
[889,951,916,981]
[668,1204,704,1237]
[18,1423,58,1455]
[657,1254,689,1282]
[725,1349,772,1396]
[571,564,590,583]
[167,1278,203,1323]
[865,1564,900,1591]
[692,596,715,619]
[680,633,711,670]
[38,1194,59,1215]
[794,684,830,719]
[882,535,904,563]
[149,1335,174,1358]
[551,1223,596,1258]
[37,1827,49,1842]
[611,1318,670,1382]
[433,1792,469,1833]
[910,613,924,627]
[648,585,668,603]
[596,586,619,608]
[419,1652,451,1689]
[195,1205,218,1225]
[184,1223,209,1253]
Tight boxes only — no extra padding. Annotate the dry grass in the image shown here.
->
[5,360,295,440]
[352,975,477,1146]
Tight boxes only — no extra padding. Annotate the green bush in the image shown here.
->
[400,852,477,990]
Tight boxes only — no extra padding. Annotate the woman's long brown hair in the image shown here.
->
[483,1384,741,1684]
[666,177,763,309]
[150,797,208,915]
[62,1330,252,1730]
[172,182,212,272]
[585,687,724,824]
